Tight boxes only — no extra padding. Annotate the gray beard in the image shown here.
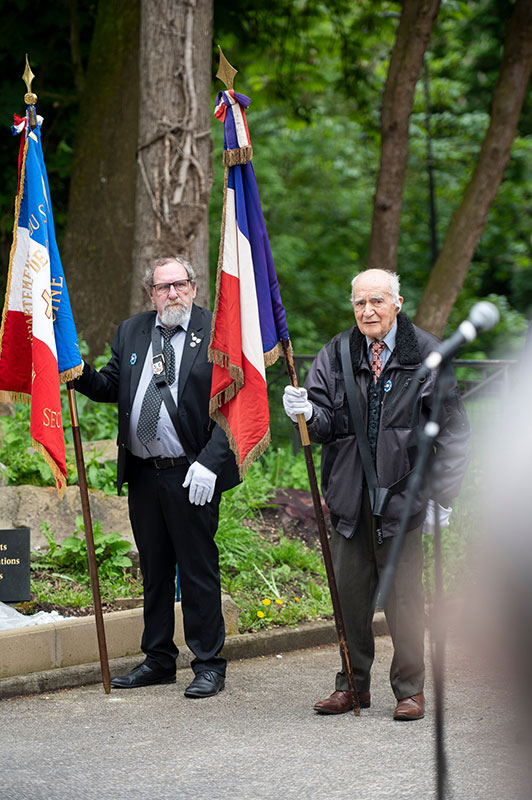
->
[160,302,191,328]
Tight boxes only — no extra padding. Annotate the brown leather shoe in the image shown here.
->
[313,689,371,714]
[393,693,425,720]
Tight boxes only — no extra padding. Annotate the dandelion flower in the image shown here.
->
[275,598,283,605]
[262,598,271,606]
[294,596,300,602]
[257,610,265,618]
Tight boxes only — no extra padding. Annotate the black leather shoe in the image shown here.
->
[111,662,176,689]
[184,670,225,698]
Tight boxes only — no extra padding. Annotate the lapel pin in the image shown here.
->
[130,353,137,365]
[384,379,392,392]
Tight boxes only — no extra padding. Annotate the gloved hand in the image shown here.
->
[183,461,217,506]
[282,386,313,423]
[422,499,452,535]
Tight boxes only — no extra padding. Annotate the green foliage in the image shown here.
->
[63,343,119,444]
[84,457,118,495]
[36,517,132,581]
[216,451,332,631]
[0,340,121,492]
[28,579,94,610]
[255,444,321,490]
[0,390,120,493]
[0,404,53,486]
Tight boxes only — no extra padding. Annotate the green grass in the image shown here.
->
[215,454,333,631]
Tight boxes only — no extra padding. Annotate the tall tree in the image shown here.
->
[414,0,532,336]
[129,0,214,316]
[368,0,441,271]
[62,0,140,355]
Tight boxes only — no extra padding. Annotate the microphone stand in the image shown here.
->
[378,359,456,800]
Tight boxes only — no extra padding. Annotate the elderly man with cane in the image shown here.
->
[283,268,470,719]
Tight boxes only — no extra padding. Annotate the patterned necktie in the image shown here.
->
[136,327,179,446]
[370,341,386,384]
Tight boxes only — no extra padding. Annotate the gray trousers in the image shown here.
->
[330,491,425,700]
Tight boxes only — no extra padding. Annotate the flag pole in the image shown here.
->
[281,341,360,716]
[214,47,360,714]
[21,57,110,693]
[66,382,111,694]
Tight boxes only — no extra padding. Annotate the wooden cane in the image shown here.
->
[281,341,360,715]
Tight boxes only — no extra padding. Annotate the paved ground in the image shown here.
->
[0,633,529,800]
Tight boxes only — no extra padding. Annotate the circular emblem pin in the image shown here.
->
[384,379,392,393]
[130,353,137,365]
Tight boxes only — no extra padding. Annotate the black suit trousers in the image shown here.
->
[127,457,226,676]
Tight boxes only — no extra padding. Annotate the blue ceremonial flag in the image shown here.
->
[0,109,82,493]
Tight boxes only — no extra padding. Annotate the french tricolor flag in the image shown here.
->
[209,90,290,476]
[0,110,82,494]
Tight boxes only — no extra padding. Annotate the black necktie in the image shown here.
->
[136,327,179,446]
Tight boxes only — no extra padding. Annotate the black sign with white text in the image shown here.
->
[0,528,30,602]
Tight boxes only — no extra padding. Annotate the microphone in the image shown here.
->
[418,301,500,376]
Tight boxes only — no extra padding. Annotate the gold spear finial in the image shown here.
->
[216,45,238,90]
[23,54,37,105]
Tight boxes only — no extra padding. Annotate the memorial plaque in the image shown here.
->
[0,528,31,602]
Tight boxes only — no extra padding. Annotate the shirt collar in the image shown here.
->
[365,319,397,356]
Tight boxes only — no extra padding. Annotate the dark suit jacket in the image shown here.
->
[75,304,240,495]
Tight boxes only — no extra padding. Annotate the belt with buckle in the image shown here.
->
[145,456,188,469]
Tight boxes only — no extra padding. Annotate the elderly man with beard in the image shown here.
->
[75,256,239,697]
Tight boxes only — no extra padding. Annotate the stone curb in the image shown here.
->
[0,613,388,700]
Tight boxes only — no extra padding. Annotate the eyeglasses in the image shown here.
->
[152,279,192,296]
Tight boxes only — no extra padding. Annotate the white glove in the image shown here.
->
[282,386,313,423]
[422,499,452,535]
[182,461,217,506]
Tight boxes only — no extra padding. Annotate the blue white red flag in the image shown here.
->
[0,109,82,495]
[209,89,290,476]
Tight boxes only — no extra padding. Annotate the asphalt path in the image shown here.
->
[0,633,529,800]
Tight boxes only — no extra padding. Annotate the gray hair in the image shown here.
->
[351,269,401,309]
[142,255,197,290]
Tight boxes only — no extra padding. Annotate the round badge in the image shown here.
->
[384,379,392,393]
[130,353,137,365]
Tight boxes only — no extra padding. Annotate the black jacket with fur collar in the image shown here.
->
[304,313,470,539]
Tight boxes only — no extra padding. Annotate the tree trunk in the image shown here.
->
[63,0,140,356]
[415,0,532,337]
[368,0,441,270]
[130,0,213,316]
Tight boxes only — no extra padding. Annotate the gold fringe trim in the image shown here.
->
[208,347,244,415]
[59,364,83,384]
[223,146,253,166]
[0,390,30,405]
[264,341,290,368]
[0,135,30,361]
[31,438,66,498]
[210,406,271,479]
